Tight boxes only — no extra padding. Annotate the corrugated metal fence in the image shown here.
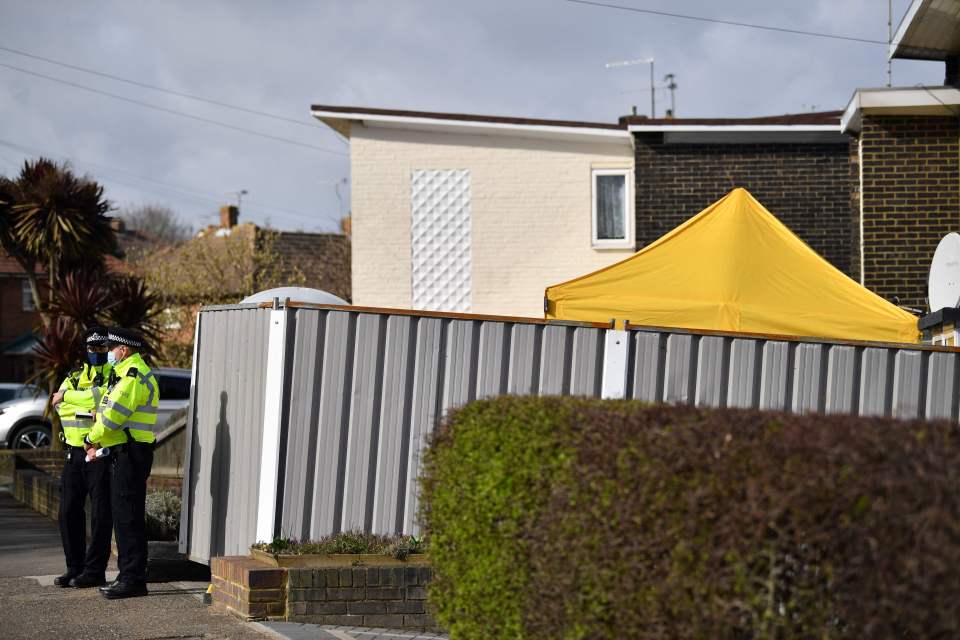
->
[180,303,958,562]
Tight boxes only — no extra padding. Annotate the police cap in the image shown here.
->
[107,327,146,350]
[85,325,109,346]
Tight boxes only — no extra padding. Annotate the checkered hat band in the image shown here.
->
[86,333,108,344]
[107,332,143,348]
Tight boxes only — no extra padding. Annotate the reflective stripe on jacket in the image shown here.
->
[87,353,158,447]
[57,363,111,447]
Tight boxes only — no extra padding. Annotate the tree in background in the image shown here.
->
[1,158,115,328]
[131,226,307,368]
[0,159,162,448]
[119,204,192,246]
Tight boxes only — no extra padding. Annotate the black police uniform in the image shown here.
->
[55,328,112,588]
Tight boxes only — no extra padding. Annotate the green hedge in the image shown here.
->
[419,397,960,639]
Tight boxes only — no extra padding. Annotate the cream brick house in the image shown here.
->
[313,106,637,318]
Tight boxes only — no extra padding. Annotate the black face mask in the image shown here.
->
[87,351,108,366]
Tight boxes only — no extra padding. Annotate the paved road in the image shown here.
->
[0,485,265,640]
[1,485,447,640]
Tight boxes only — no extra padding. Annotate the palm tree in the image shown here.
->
[7,158,115,327]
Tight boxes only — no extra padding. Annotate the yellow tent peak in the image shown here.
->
[545,188,919,344]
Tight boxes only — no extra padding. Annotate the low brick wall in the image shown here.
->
[211,556,287,620]
[13,468,60,520]
[211,555,438,631]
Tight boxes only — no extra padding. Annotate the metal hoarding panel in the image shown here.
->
[372,315,416,534]
[341,314,388,532]
[727,339,760,409]
[476,322,508,400]
[632,332,665,403]
[185,307,271,562]
[859,348,892,417]
[792,343,826,414]
[825,346,858,415]
[695,336,726,408]
[570,327,603,396]
[892,350,925,419]
[508,324,541,395]
[664,334,696,405]
[442,320,477,411]
[539,325,572,395]
[310,310,355,537]
[279,309,325,540]
[926,351,958,421]
[403,317,445,534]
[759,341,791,411]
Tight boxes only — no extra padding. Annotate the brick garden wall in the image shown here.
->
[211,556,437,630]
[853,115,960,310]
[633,136,854,275]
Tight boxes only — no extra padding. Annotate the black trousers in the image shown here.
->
[59,446,113,577]
[111,442,154,584]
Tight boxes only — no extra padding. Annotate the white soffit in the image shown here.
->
[889,0,960,61]
[840,86,960,133]
[312,110,632,145]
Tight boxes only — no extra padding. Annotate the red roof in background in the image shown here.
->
[0,256,38,275]
[0,254,128,276]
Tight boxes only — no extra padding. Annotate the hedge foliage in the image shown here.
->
[419,397,960,639]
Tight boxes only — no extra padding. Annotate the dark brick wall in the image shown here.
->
[854,115,960,310]
[633,136,854,275]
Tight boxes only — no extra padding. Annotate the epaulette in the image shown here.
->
[127,367,140,378]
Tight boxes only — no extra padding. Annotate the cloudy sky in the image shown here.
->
[0,0,944,233]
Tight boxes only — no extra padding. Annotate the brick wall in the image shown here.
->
[634,137,853,275]
[854,115,960,310]
[211,556,437,630]
[211,556,287,620]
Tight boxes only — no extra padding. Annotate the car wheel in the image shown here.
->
[11,422,52,449]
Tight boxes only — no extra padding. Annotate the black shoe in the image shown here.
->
[70,574,107,588]
[98,580,119,593]
[101,581,148,599]
[54,572,79,588]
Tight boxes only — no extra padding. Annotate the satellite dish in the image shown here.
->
[928,232,960,312]
[240,287,348,306]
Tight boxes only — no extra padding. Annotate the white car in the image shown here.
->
[0,368,191,449]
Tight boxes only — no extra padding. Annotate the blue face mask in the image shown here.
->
[107,350,118,366]
[87,351,108,366]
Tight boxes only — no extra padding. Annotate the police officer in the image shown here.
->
[51,326,113,588]
[83,328,158,599]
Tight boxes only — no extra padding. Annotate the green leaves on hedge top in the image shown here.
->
[420,397,960,640]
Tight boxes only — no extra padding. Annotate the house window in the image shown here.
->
[21,280,34,312]
[592,169,633,249]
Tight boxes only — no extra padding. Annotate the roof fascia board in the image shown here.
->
[311,109,631,142]
[627,124,839,132]
[889,0,928,60]
[841,86,960,133]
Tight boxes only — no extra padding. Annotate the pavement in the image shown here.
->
[0,479,447,640]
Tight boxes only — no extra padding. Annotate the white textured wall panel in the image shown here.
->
[411,169,471,312]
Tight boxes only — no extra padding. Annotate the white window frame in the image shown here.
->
[21,279,35,312]
[591,168,634,250]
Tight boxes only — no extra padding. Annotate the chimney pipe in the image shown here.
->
[946,56,960,88]
[109,218,125,233]
[219,205,239,228]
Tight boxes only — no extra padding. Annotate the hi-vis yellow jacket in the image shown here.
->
[87,352,158,447]
[57,363,111,447]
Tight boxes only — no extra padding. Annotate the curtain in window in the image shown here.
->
[596,174,625,240]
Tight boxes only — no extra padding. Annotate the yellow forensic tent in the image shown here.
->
[545,188,919,343]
